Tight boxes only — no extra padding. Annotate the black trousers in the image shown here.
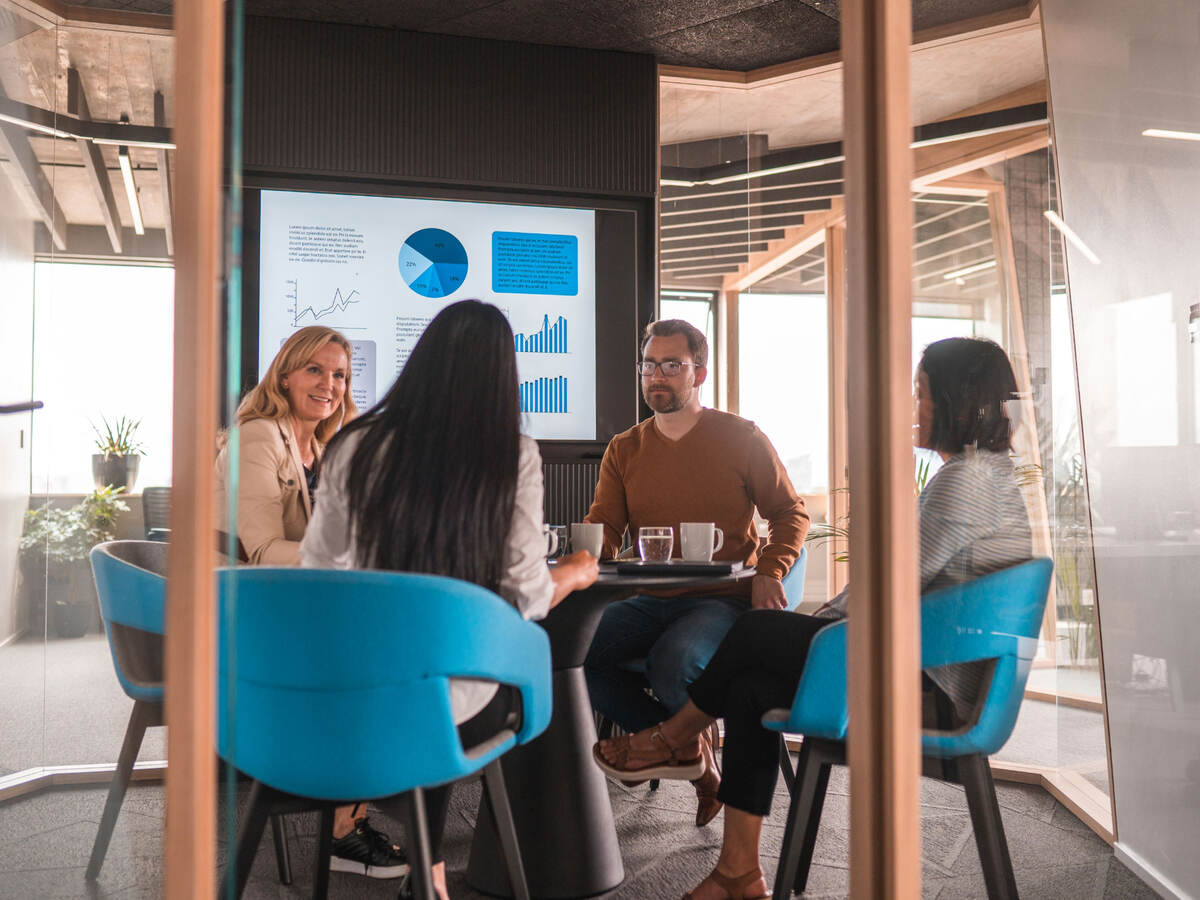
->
[687,610,831,817]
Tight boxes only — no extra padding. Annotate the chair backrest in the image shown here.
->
[772,558,1053,758]
[216,567,553,801]
[90,541,168,702]
[782,546,808,611]
[920,557,1053,758]
[141,487,171,540]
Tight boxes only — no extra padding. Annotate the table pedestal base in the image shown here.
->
[466,666,624,899]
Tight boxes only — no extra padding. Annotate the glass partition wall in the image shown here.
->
[658,9,1114,839]
[0,3,175,893]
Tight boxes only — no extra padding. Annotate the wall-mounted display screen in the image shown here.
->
[257,189,600,440]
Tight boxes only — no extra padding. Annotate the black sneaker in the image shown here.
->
[330,817,409,879]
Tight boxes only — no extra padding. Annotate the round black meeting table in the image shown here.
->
[467,565,755,899]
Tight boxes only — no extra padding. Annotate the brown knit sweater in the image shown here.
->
[585,409,809,596]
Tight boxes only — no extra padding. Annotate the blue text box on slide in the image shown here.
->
[492,232,579,296]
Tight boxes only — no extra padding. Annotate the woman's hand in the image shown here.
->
[549,550,600,607]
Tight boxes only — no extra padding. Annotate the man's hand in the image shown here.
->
[751,574,788,611]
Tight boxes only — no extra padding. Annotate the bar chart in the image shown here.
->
[514,314,568,353]
[520,375,568,413]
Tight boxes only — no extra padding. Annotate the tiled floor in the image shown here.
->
[0,760,1156,899]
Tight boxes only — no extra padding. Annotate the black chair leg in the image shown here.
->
[403,788,437,900]
[223,780,271,900]
[313,806,334,900]
[958,754,1018,900]
[778,734,796,794]
[87,700,155,880]
[774,739,833,898]
[270,814,292,885]
[483,760,531,900]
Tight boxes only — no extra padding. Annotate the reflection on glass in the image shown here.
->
[739,291,829,494]
[660,293,715,409]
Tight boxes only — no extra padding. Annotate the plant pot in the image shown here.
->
[51,601,90,639]
[93,453,140,492]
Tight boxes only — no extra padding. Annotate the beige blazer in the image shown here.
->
[214,417,322,565]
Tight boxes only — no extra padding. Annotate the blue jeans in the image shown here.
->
[584,593,747,733]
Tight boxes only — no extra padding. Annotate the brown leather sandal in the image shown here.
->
[681,865,771,899]
[692,722,723,826]
[592,724,705,782]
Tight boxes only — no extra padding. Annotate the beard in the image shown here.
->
[643,383,689,413]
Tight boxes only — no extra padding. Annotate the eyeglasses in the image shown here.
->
[637,360,697,377]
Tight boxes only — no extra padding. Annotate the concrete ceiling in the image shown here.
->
[62,0,1030,70]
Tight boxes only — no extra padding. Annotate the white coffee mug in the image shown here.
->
[542,524,559,557]
[680,522,724,562]
[571,522,604,557]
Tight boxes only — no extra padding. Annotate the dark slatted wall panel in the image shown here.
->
[242,17,658,196]
[542,461,602,527]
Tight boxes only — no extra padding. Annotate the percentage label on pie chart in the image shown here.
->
[398,228,469,299]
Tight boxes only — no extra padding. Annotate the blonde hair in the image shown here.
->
[237,326,358,445]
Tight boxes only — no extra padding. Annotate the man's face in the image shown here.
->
[640,333,705,413]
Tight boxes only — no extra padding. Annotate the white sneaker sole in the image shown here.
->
[329,857,410,879]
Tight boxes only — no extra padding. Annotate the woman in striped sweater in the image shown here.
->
[593,337,1032,900]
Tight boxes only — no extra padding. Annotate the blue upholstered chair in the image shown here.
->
[216,567,553,900]
[762,557,1053,899]
[87,541,291,884]
[86,541,168,880]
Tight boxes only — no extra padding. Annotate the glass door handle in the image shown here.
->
[0,400,43,414]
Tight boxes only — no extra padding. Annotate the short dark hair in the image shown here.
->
[642,319,708,368]
[919,337,1018,455]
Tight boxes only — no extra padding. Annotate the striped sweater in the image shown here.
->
[822,448,1033,718]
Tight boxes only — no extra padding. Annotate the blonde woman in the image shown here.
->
[216,325,357,564]
[216,327,407,880]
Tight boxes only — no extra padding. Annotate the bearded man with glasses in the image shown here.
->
[583,318,809,827]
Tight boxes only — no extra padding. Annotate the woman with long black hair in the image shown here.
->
[593,337,1032,900]
[301,299,598,899]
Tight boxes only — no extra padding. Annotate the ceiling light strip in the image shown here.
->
[118,146,145,236]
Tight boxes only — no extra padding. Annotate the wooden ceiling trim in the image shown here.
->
[2,0,171,35]
[912,123,1049,187]
[934,80,1046,123]
[721,199,843,293]
[657,1,1038,90]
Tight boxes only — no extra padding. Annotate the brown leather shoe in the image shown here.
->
[692,723,723,827]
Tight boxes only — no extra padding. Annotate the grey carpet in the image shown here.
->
[0,761,1154,899]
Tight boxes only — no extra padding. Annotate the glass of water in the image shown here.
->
[638,526,674,562]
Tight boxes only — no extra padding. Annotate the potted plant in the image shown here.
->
[19,486,130,638]
[92,416,145,492]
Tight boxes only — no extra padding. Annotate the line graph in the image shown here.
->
[287,278,361,326]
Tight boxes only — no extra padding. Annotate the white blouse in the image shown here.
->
[300,432,554,722]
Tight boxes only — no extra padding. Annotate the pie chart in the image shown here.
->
[398,228,469,299]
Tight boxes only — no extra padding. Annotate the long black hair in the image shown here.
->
[330,300,521,591]
[920,337,1018,454]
